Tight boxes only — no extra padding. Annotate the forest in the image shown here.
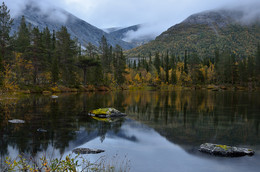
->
[0,2,260,93]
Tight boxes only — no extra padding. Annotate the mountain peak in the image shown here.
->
[182,10,243,27]
[11,3,134,49]
[127,8,260,58]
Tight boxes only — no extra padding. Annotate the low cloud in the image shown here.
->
[4,0,260,40]
[5,0,68,23]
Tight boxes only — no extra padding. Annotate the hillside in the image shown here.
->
[127,10,260,57]
[109,24,154,47]
[11,4,134,49]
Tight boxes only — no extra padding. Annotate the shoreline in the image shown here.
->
[0,84,259,96]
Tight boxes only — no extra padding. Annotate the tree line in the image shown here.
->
[127,45,260,88]
[0,2,259,92]
[0,2,126,91]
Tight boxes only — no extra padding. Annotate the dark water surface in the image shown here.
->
[0,90,260,171]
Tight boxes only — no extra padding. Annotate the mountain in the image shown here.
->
[11,4,134,50]
[109,25,140,40]
[109,24,154,47]
[103,27,123,33]
[127,9,260,57]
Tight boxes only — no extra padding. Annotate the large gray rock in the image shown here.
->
[199,143,254,157]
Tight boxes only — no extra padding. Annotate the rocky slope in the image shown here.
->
[109,24,154,47]
[127,9,260,57]
[11,4,134,49]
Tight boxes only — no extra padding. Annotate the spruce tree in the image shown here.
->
[256,43,260,83]
[165,50,169,83]
[56,26,77,86]
[154,52,160,74]
[113,45,126,85]
[100,35,110,72]
[0,2,13,85]
[184,50,188,74]
[16,16,30,53]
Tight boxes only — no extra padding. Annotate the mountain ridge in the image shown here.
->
[127,9,260,57]
[11,3,135,49]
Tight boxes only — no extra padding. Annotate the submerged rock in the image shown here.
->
[88,108,126,118]
[72,148,105,154]
[199,143,254,157]
[37,128,47,132]
[8,119,25,124]
[51,95,58,99]
[91,116,123,122]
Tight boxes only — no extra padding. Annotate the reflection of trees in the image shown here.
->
[0,92,126,158]
[125,90,260,148]
[1,90,259,159]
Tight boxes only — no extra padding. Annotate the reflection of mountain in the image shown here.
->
[0,90,260,160]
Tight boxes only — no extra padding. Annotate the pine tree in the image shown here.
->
[113,45,126,85]
[184,50,188,74]
[165,50,169,83]
[85,42,98,58]
[77,56,100,85]
[171,69,177,84]
[0,2,13,86]
[170,53,176,70]
[56,26,77,86]
[51,56,59,84]
[154,52,160,74]
[42,27,52,64]
[100,35,110,73]
[256,43,260,83]
[16,16,30,53]
[24,27,45,84]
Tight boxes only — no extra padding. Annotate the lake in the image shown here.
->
[0,90,260,171]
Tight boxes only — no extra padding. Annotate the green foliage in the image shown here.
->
[127,23,260,59]
[1,2,260,91]
[154,52,160,74]
[15,16,30,53]
[3,153,130,172]
[113,45,126,85]
[0,2,13,86]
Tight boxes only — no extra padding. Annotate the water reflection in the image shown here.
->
[0,90,260,170]
[125,91,260,149]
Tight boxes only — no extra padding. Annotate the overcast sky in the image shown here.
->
[5,0,260,40]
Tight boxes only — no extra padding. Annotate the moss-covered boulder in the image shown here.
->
[88,108,126,118]
[199,143,254,157]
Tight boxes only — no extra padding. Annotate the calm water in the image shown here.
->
[0,90,260,171]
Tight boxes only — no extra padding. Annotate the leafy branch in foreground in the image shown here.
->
[2,153,130,172]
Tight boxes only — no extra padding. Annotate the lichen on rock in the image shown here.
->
[199,143,254,157]
[88,108,126,118]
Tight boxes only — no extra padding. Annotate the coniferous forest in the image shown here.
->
[0,2,260,93]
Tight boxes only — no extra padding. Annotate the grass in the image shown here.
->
[1,153,130,172]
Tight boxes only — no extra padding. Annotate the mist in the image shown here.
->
[121,0,260,42]
[4,0,260,41]
[5,0,68,24]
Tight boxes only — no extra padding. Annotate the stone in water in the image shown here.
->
[88,108,126,118]
[199,143,254,157]
[8,119,25,124]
